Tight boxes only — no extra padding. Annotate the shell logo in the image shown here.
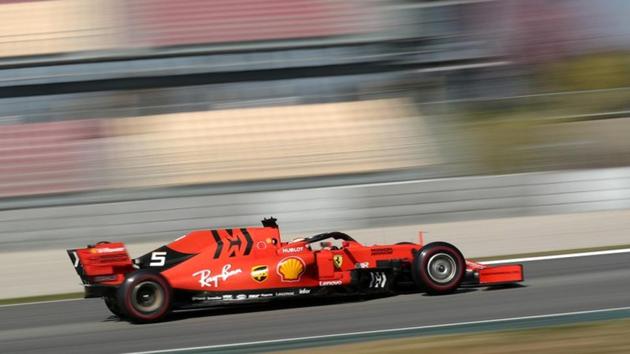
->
[277,256,306,282]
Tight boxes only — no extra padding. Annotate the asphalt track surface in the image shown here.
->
[2,253,630,354]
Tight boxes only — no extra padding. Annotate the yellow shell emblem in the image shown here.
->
[277,257,305,282]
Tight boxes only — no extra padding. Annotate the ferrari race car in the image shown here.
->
[67,218,523,323]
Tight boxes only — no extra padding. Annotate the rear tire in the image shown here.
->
[104,295,125,318]
[117,271,172,323]
[412,242,465,295]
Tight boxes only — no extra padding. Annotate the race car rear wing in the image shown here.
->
[67,242,134,287]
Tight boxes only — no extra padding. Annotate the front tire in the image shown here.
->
[117,271,172,323]
[412,242,465,295]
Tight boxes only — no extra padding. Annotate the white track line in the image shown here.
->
[480,248,630,265]
[126,306,630,354]
[0,298,83,309]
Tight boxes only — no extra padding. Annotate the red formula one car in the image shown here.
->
[67,218,523,323]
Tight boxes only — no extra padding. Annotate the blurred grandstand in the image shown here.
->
[0,0,451,200]
[1,0,630,224]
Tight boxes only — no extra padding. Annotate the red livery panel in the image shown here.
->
[478,265,524,284]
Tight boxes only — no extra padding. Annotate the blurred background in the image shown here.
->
[2,0,630,268]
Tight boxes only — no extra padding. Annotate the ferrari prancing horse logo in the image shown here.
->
[333,255,343,269]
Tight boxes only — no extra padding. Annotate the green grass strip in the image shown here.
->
[279,318,630,354]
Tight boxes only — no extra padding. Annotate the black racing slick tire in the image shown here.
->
[104,295,124,318]
[412,242,465,295]
[117,270,172,323]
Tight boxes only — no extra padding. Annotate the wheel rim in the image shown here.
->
[426,253,457,284]
[131,281,163,314]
